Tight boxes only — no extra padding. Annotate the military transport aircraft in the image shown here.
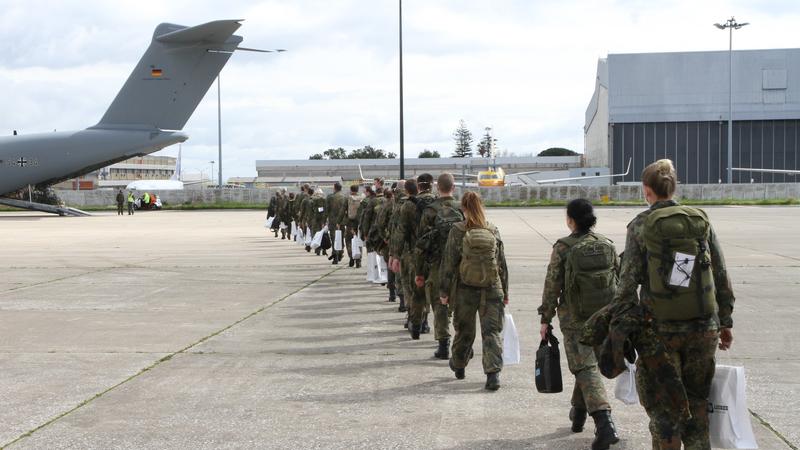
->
[0,20,259,215]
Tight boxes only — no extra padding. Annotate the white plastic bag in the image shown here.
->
[290,221,297,238]
[709,365,758,449]
[304,227,313,246]
[366,252,377,282]
[614,359,639,405]
[265,216,275,228]
[502,312,520,365]
[295,229,303,244]
[311,230,324,249]
[279,221,287,230]
[352,236,362,259]
[334,230,344,251]
[375,256,388,283]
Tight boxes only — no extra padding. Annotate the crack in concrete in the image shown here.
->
[1,266,342,449]
[510,210,553,246]
[749,409,798,450]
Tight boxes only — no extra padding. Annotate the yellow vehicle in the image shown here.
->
[477,167,506,187]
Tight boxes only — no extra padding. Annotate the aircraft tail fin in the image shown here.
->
[96,20,244,131]
[170,145,182,181]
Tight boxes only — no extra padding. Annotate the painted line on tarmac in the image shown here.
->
[1,266,343,449]
[510,209,553,245]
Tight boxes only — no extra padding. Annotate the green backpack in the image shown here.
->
[459,225,500,288]
[643,205,717,321]
[559,233,618,321]
[416,200,464,260]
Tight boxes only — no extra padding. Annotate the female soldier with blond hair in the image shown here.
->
[615,159,735,449]
[439,191,509,391]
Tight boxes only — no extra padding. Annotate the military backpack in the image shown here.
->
[347,194,363,220]
[416,200,464,261]
[558,233,618,321]
[643,205,717,321]
[458,224,500,288]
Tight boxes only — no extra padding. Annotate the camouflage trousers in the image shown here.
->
[562,328,610,414]
[424,263,451,340]
[403,253,427,327]
[450,285,504,374]
[637,329,719,450]
[344,220,359,260]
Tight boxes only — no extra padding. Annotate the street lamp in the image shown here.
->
[399,0,405,180]
[714,17,749,184]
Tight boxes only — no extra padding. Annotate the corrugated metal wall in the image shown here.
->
[611,120,800,184]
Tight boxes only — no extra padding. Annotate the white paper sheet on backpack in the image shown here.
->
[669,252,695,288]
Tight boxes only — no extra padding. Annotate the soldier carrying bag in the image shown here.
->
[559,233,618,321]
[643,205,717,321]
[536,325,563,393]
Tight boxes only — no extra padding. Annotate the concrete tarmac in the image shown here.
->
[0,208,796,449]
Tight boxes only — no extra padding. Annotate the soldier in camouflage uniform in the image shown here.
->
[415,173,460,359]
[277,188,290,239]
[298,185,313,251]
[344,185,365,267]
[390,179,428,338]
[295,184,310,230]
[389,180,408,312]
[309,188,328,256]
[267,191,280,237]
[439,191,508,391]
[371,187,394,297]
[615,160,735,450]
[360,179,384,252]
[326,182,349,264]
[352,186,374,268]
[538,199,620,449]
[413,174,437,334]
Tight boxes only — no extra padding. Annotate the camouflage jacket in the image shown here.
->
[614,200,735,331]
[439,222,509,300]
[387,193,407,257]
[287,199,297,222]
[538,231,619,330]
[414,195,459,276]
[360,193,382,241]
[390,195,418,258]
[295,192,308,224]
[309,193,328,231]
[267,195,278,217]
[371,196,393,254]
[326,191,348,229]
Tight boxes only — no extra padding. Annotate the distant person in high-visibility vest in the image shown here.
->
[127,191,135,215]
[143,192,151,208]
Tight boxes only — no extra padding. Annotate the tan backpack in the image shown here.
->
[459,226,499,288]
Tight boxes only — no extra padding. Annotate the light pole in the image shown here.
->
[399,0,405,180]
[715,17,749,184]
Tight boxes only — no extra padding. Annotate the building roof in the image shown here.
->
[598,48,800,123]
[256,156,580,169]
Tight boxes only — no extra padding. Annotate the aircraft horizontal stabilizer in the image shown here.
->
[155,20,244,45]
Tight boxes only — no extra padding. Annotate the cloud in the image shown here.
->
[1,0,799,179]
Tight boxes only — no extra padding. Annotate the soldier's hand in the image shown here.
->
[440,295,448,305]
[415,276,425,288]
[540,323,549,341]
[503,296,509,305]
[719,328,733,351]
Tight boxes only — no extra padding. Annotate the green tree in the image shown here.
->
[477,128,497,158]
[452,119,473,158]
[347,145,395,159]
[309,153,324,160]
[324,147,348,159]
[538,147,578,157]
[418,149,440,158]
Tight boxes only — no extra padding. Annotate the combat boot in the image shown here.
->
[403,313,409,329]
[349,257,355,267]
[570,407,588,433]
[449,359,465,380]
[434,338,449,360]
[315,248,321,256]
[355,259,361,268]
[305,245,311,253]
[398,295,407,312]
[421,319,430,334]
[322,249,328,256]
[485,372,500,391]
[410,324,421,340]
[590,410,620,450]
[388,285,396,302]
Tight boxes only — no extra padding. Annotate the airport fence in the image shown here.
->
[56,183,800,208]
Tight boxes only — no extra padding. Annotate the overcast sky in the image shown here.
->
[1,0,799,180]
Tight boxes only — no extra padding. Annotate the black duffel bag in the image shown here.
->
[321,230,332,250]
[535,326,563,393]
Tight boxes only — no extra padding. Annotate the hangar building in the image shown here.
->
[585,48,800,184]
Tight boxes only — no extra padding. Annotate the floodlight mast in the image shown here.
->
[714,17,749,184]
